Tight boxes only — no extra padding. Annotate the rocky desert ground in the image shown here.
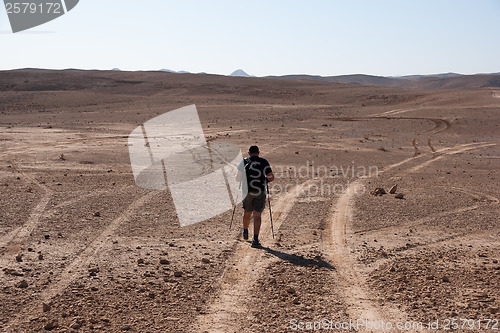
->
[0,69,499,332]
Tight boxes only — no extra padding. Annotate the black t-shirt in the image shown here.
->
[237,156,272,194]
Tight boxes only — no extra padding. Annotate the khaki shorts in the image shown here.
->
[242,192,266,213]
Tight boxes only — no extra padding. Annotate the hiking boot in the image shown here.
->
[242,229,249,240]
[251,240,262,248]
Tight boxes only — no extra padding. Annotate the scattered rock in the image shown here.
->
[70,319,82,329]
[15,254,23,262]
[395,193,405,199]
[468,302,480,309]
[173,271,183,277]
[3,268,23,276]
[42,303,51,312]
[442,276,451,283]
[44,235,50,240]
[44,320,58,330]
[159,258,170,265]
[93,211,101,217]
[489,307,499,314]
[389,184,398,194]
[137,259,145,264]
[474,292,488,298]
[38,253,44,260]
[16,280,28,288]
[201,258,210,264]
[121,324,132,331]
[370,188,386,196]
[27,248,34,252]
[88,267,99,273]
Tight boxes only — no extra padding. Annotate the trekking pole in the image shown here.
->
[266,181,274,239]
[229,181,242,230]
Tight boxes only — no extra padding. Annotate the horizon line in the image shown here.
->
[1,67,499,78]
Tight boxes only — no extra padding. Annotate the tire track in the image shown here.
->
[354,186,499,269]
[4,191,158,331]
[451,186,500,204]
[375,107,423,117]
[39,191,157,302]
[324,140,497,331]
[353,205,481,236]
[352,185,499,273]
[427,118,451,158]
[404,142,496,174]
[377,116,451,157]
[0,163,52,255]
[47,185,135,212]
[370,106,453,157]
[194,179,317,333]
[327,178,388,324]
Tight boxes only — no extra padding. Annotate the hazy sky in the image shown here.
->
[1,0,499,76]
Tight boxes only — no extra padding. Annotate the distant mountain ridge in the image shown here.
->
[157,68,255,77]
[10,67,500,90]
[266,72,500,90]
[154,67,500,89]
[159,69,190,74]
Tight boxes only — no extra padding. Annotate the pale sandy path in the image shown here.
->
[327,179,385,323]
[0,163,52,261]
[194,179,316,333]
[324,139,497,331]
[404,142,497,174]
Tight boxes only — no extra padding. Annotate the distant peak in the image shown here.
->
[229,69,251,77]
[158,69,190,74]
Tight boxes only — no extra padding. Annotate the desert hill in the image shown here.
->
[268,72,500,89]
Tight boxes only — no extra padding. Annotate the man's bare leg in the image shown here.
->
[243,211,252,229]
[242,211,252,240]
[253,211,262,237]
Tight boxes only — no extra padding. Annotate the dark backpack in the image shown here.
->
[244,157,265,193]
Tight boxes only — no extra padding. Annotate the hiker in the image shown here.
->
[236,145,274,248]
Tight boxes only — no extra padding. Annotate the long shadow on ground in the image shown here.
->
[260,246,335,270]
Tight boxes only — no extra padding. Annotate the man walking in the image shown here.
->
[236,145,274,248]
